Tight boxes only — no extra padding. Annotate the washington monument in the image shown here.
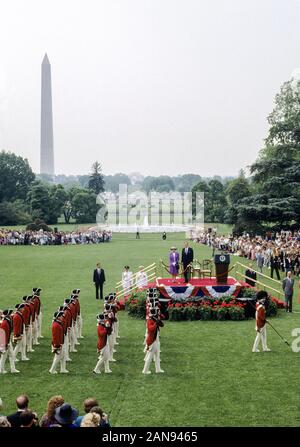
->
[40,53,54,175]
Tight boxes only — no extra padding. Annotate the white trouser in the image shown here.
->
[108,334,115,361]
[64,332,71,361]
[143,340,162,373]
[13,337,27,360]
[32,319,39,345]
[0,351,7,373]
[73,322,80,345]
[77,315,83,338]
[37,312,43,338]
[115,319,120,339]
[253,325,268,351]
[26,325,33,352]
[0,343,17,373]
[49,347,67,373]
[94,346,110,373]
[144,331,160,358]
[15,332,28,360]
[69,327,76,352]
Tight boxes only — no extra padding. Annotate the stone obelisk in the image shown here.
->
[40,53,54,175]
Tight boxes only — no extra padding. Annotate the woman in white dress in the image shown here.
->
[122,266,133,296]
[136,266,148,289]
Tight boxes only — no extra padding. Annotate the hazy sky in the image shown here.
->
[0,0,299,177]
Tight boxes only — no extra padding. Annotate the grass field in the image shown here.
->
[0,233,299,427]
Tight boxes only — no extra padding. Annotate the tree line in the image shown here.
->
[0,159,105,225]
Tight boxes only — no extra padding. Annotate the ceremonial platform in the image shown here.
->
[148,277,249,301]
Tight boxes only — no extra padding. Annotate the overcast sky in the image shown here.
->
[0,0,299,177]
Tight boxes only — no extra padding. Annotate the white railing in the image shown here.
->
[115,262,157,299]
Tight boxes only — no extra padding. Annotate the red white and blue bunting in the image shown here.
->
[158,284,241,301]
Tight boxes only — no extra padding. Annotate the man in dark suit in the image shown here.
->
[93,262,106,300]
[282,271,294,312]
[245,263,257,287]
[7,394,30,427]
[181,241,194,283]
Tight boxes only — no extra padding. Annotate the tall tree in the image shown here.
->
[0,151,35,201]
[236,79,300,232]
[88,161,105,194]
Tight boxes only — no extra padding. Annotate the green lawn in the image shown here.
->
[0,233,299,426]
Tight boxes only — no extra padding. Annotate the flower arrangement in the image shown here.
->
[125,290,147,319]
[125,289,284,321]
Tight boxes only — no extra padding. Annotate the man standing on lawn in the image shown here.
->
[93,262,106,300]
[282,271,294,313]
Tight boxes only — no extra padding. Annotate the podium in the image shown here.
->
[214,254,230,284]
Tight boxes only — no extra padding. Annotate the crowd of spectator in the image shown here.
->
[0,395,110,428]
[193,229,300,277]
[0,229,112,246]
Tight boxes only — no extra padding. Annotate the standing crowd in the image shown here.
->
[194,230,300,277]
[0,229,112,246]
[0,395,110,427]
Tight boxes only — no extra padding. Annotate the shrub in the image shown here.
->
[266,299,277,317]
[185,305,199,321]
[216,306,228,321]
[26,219,52,232]
[198,305,212,321]
[228,306,245,321]
[125,290,147,319]
[239,287,257,298]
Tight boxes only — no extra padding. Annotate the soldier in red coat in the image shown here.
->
[104,303,117,362]
[142,308,164,374]
[71,291,84,340]
[64,298,77,353]
[27,296,35,352]
[22,296,34,354]
[32,287,43,339]
[0,309,19,374]
[252,291,271,353]
[93,314,112,374]
[49,311,68,374]
[58,305,72,363]
[12,303,29,362]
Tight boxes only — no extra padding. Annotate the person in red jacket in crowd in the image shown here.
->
[142,307,164,375]
[252,291,271,353]
[93,314,112,374]
[12,303,29,362]
[49,311,68,374]
[0,309,19,374]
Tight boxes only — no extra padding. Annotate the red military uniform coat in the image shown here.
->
[146,318,164,347]
[32,295,41,316]
[13,311,24,338]
[28,301,36,323]
[97,323,108,351]
[21,304,31,327]
[52,320,64,349]
[255,304,266,330]
[0,318,12,347]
